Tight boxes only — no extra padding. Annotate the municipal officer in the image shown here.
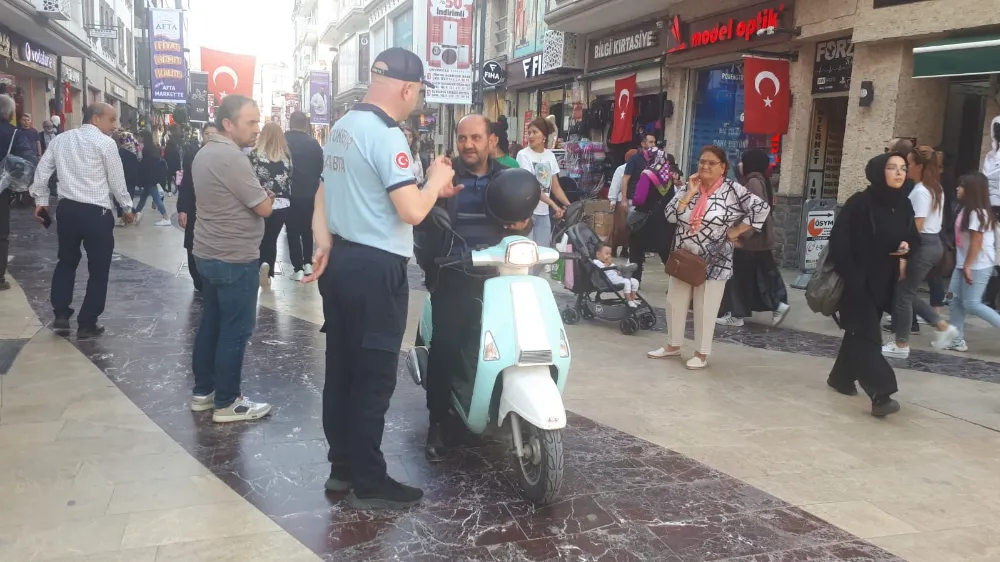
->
[304,47,459,510]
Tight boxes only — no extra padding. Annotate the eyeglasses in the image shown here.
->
[885,165,909,174]
[698,160,722,168]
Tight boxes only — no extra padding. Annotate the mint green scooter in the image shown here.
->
[406,219,572,505]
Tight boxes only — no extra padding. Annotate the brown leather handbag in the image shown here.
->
[664,248,707,287]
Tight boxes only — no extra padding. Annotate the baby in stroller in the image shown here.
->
[560,223,657,334]
[593,243,640,307]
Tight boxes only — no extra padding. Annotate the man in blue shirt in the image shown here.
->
[304,48,458,510]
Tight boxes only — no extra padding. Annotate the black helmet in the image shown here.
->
[485,168,541,225]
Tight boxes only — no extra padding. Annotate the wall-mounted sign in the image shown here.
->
[21,42,55,70]
[0,31,10,59]
[86,26,119,39]
[357,33,370,85]
[586,21,668,72]
[482,60,505,86]
[105,78,127,100]
[522,54,544,79]
[666,2,791,57]
[62,65,82,87]
[812,37,853,94]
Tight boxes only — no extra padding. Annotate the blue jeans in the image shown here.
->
[529,213,552,276]
[135,184,166,216]
[948,266,1000,338]
[192,258,259,408]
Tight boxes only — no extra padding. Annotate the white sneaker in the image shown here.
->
[931,325,960,350]
[303,263,314,276]
[212,396,272,423]
[772,303,791,327]
[133,211,143,225]
[155,218,171,226]
[716,313,744,327]
[115,217,125,227]
[627,300,638,308]
[259,263,270,288]
[191,392,215,412]
[290,270,305,281]
[944,338,968,352]
[881,341,910,359]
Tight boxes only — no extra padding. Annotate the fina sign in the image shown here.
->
[482,60,505,86]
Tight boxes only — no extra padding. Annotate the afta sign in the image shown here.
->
[667,3,788,54]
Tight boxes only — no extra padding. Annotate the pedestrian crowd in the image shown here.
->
[2,44,1000,516]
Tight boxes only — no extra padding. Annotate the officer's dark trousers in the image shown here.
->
[51,199,115,327]
[426,268,484,423]
[320,241,409,492]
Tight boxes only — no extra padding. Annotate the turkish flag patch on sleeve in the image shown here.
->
[395,152,410,170]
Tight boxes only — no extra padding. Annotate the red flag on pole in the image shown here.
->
[200,47,257,104]
[609,74,637,144]
[743,56,790,135]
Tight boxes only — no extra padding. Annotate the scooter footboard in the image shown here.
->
[498,366,566,430]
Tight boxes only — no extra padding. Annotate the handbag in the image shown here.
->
[664,248,707,287]
[0,129,36,193]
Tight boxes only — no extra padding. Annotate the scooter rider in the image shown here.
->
[418,114,530,461]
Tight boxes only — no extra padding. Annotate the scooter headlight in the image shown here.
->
[558,329,570,358]
[505,241,538,267]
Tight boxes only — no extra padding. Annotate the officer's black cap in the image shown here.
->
[370,47,435,88]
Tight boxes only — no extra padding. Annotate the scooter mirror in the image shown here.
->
[429,206,453,232]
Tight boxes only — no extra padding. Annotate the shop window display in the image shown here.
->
[687,63,773,182]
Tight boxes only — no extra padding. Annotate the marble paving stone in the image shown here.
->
[46,548,159,562]
[0,338,28,375]
[801,502,919,540]
[4,211,905,560]
[151,531,320,562]
[870,526,1000,562]
[0,515,130,562]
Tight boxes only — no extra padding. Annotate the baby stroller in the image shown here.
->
[550,199,585,247]
[559,223,657,335]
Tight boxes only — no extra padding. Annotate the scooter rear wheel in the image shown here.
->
[510,414,564,505]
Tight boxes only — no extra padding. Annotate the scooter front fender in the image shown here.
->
[498,366,566,431]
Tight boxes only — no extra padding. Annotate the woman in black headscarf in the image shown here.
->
[827,152,920,417]
[716,148,789,327]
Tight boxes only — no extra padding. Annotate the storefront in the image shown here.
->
[506,52,575,150]
[104,78,137,128]
[664,1,795,186]
[582,18,669,148]
[0,27,58,124]
[60,63,83,129]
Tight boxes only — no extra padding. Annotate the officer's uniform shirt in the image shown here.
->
[322,103,416,257]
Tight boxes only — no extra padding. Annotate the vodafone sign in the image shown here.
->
[666,2,792,57]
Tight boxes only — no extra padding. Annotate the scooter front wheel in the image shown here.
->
[509,413,564,505]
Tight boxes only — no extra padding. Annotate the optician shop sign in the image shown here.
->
[666,2,792,58]
[587,21,668,72]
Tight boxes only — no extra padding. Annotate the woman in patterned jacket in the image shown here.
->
[646,145,770,370]
[249,122,293,288]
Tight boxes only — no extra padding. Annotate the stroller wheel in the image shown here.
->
[562,308,581,325]
[639,312,657,330]
[619,316,639,335]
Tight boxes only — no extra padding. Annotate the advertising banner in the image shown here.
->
[358,33,371,85]
[308,71,331,125]
[189,72,209,122]
[512,0,549,59]
[284,93,300,119]
[424,0,474,105]
[149,8,187,103]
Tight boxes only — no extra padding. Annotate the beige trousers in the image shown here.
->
[666,276,727,355]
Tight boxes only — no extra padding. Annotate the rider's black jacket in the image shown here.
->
[414,157,515,292]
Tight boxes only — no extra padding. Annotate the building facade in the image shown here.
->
[538,0,1000,267]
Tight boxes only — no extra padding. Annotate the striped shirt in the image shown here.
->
[28,124,131,210]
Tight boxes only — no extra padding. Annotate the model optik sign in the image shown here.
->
[667,3,788,54]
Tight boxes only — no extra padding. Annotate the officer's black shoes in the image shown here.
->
[347,477,423,510]
[871,396,901,418]
[425,423,447,462]
[77,324,106,338]
[324,464,352,493]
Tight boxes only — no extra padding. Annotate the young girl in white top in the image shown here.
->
[517,116,570,273]
[942,172,1000,352]
[882,147,959,358]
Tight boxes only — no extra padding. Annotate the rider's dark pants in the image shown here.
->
[426,268,485,424]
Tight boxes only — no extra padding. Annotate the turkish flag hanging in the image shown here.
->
[200,47,257,104]
[743,56,790,135]
[609,74,637,144]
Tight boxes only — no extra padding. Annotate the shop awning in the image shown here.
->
[913,35,1000,78]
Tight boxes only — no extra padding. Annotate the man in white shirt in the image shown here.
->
[28,103,135,338]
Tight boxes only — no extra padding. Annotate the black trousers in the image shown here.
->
[0,190,11,282]
[426,268,484,423]
[984,206,1000,309]
[287,198,314,271]
[829,286,898,398]
[51,199,115,327]
[258,207,290,277]
[320,241,409,491]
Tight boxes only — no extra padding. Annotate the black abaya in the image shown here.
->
[718,249,788,318]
